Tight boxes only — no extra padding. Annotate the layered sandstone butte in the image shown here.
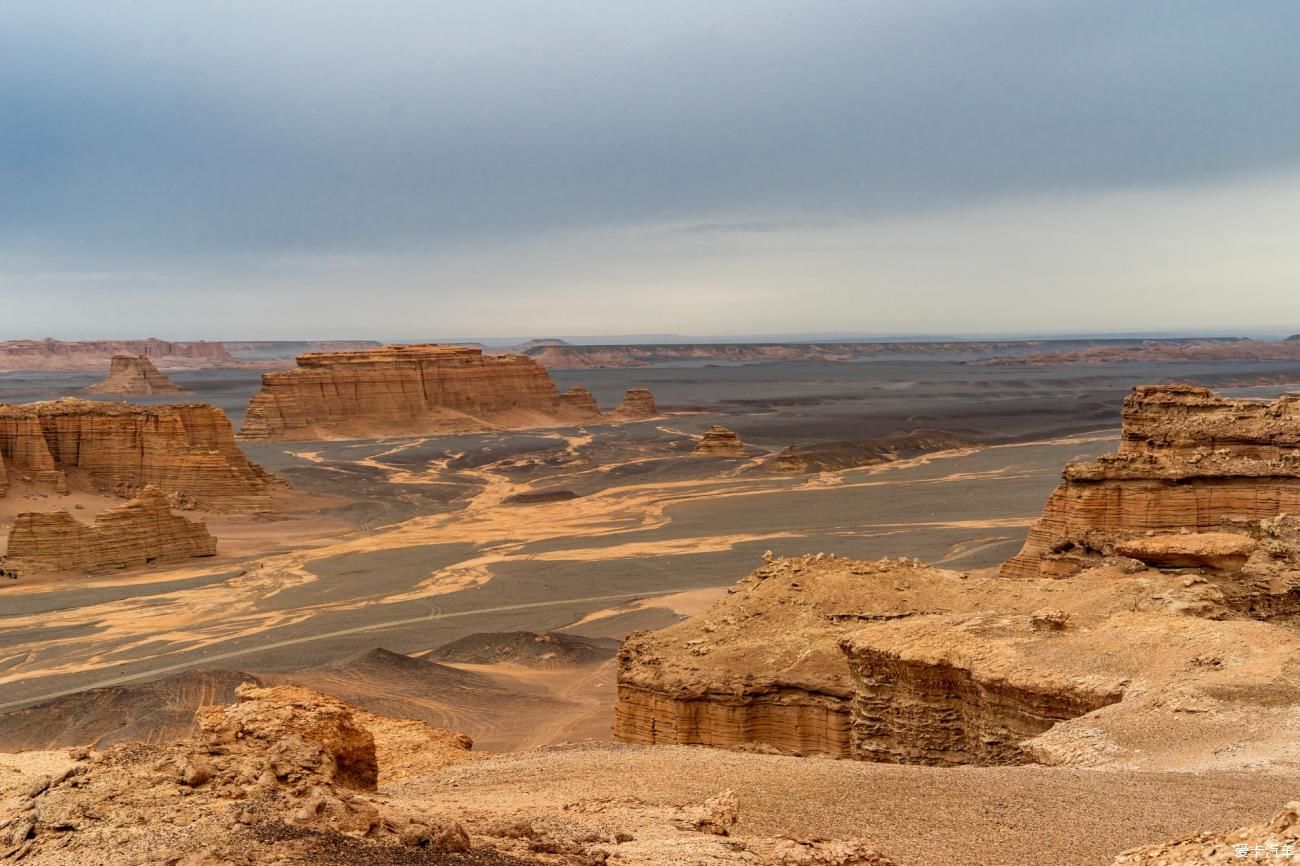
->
[5,485,217,574]
[694,425,746,457]
[1003,384,1300,578]
[238,343,647,441]
[610,388,658,420]
[84,355,187,395]
[0,338,230,371]
[0,399,272,512]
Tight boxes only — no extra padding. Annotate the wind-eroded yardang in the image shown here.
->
[238,343,658,441]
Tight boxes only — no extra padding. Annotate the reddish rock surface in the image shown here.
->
[84,355,186,395]
[5,485,217,574]
[238,344,651,441]
[1002,385,1300,579]
[0,399,272,512]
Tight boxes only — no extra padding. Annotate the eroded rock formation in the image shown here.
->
[615,554,1015,757]
[611,388,658,420]
[694,425,746,457]
[5,485,217,574]
[841,613,1128,765]
[1111,802,1300,864]
[238,343,653,441]
[1003,385,1300,579]
[84,355,186,395]
[0,399,272,512]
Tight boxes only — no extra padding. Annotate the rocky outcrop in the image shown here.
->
[558,385,603,422]
[1003,385,1300,579]
[1111,801,1300,864]
[610,388,658,420]
[0,338,230,371]
[5,485,217,574]
[238,343,652,441]
[616,538,1300,769]
[0,684,484,864]
[0,399,272,512]
[84,355,186,395]
[615,554,1004,757]
[694,425,746,457]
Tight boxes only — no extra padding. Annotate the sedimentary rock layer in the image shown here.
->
[694,425,746,457]
[0,338,230,371]
[0,399,271,512]
[6,485,217,574]
[238,343,643,441]
[84,355,186,395]
[841,614,1126,766]
[615,555,1007,757]
[1003,385,1300,578]
[610,388,658,420]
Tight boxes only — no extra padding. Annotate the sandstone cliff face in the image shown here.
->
[840,614,1127,766]
[614,554,1016,757]
[84,355,186,395]
[238,343,654,441]
[6,485,217,574]
[694,425,746,457]
[1003,385,1300,579]
[0,399,271,512]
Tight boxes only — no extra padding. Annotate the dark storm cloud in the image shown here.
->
[4,0,1300,262]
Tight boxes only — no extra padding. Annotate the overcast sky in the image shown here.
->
[3,1,1300,340]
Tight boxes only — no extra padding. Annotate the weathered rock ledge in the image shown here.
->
[5,485,217,574]
[0,398,272,512]
[1004,384,1300,579]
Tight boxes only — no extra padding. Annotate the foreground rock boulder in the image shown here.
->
[238,343,657,441]
[0,684,483,865]
[84,355,186,395]
[0,399,272,512]
[5,485,217,575]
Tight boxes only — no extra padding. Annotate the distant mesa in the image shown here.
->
[694,425,746,457]
[0,398,273,513]
[429,631,618,668]
[84,355,187,395]
[237,343,659,441]
[0,337,229,371]
[5,484,217,576]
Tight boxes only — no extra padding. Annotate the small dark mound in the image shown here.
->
[0,668,261,750]
[429,632,618,668]
[503,489,580,505]
[762,431,973,474]
[1287,334,1300,342]
[328,647,497,689]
